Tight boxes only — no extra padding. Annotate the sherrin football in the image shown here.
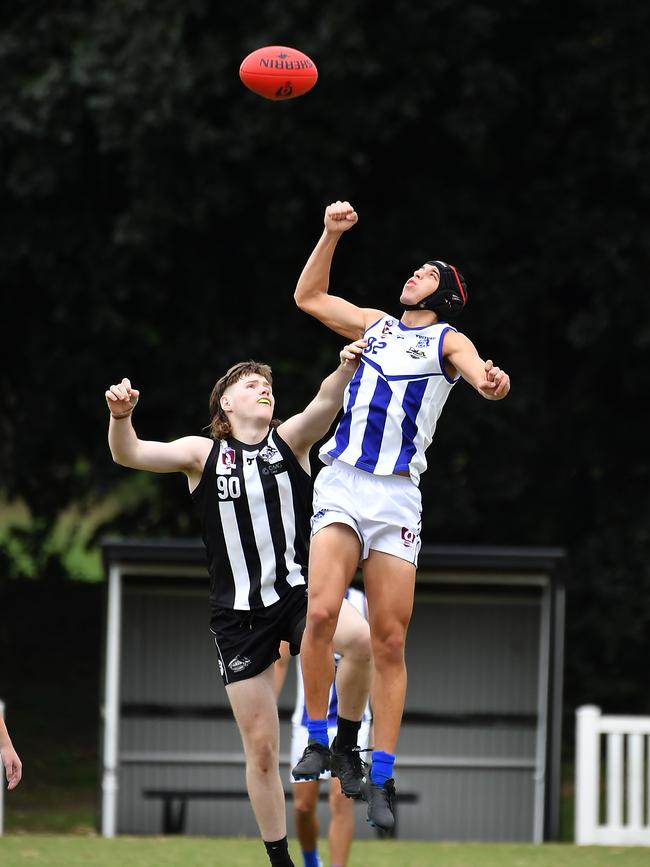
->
[239,45,318,101]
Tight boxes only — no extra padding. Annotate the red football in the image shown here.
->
[239,45,318,101]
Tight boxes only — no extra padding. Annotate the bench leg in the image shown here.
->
[162,796,187,834]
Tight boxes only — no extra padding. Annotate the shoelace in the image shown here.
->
[345,746,369,777]
[306,742,330,755]
[383,778,396,808]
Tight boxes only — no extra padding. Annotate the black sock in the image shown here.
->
[336,715,361,750]
[264,836,295,867]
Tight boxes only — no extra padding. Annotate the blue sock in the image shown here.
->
[306,718,329,747]
[370,750,395,786]
[302,849,320,867]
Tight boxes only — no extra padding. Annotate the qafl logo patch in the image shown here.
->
[401,527,417,548]
[221,447,236,469]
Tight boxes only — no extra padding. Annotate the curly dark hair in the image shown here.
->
[208,361,279,440]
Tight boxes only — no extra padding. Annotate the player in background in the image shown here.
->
[292,201,511,831]
[275,587,372,867]
[0,715,22,790]
[105,340,371,867]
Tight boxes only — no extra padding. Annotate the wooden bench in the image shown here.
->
[142,787,418,837]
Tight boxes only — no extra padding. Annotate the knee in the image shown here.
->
[246,735,277,776]
[307,600,338,639]
[372,626,407,668]
[329,788,352,820]
[293,793,315,819]
[344,620,372,665]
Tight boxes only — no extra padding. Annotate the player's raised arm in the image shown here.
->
[105,378,210,483]
[0,717,22,790]
[294,201,386,340]
[442,332,511,400]
[278,339,366,468]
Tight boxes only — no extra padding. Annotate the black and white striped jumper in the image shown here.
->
[191,427,312,614]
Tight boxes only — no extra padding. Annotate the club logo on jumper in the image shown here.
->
[259,444,285,474]
[401,526,417,547]
[221,447,236,469]
[259,445,279,462]
[406,346,427,359]
[381,319,395,335]
[228,654,251,674]
[416,336,433,349]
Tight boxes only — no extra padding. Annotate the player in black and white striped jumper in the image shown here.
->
[105,340,371,867]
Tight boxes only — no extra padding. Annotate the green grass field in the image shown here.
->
[1,837,649,867]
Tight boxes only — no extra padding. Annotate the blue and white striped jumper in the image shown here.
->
[319,317,459,484]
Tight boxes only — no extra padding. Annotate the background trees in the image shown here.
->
[1,0,649,715]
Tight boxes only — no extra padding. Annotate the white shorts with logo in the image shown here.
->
[290,720,372,783]
[311,460,422,566]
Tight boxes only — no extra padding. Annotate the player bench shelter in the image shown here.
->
[100,538,565,842]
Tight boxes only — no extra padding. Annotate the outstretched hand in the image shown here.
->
[477,360,510,400]
[340,339,367,370]
[324,200,358,234]
[1,742,22,790]
[106,377,140,418]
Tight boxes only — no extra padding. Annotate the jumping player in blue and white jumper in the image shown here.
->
[291,200,511,832]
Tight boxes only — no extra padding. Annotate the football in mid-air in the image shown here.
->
[239,46,318,101]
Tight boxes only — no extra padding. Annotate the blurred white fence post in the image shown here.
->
[101,563,122,837]
[0,699,5,836]
[575,704,650,845]
[575,705,600,844]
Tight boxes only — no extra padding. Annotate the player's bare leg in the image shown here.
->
[331,596,371,721]
[359,549,416,830]
[302,525,360,718]
[293,524,363,784]
[328,776,355,867]
[293,779,322,867]
[227,666,295,865]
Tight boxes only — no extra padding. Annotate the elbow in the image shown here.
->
[294,285,323,315]
[294,287,309,311]
[110,449,129,468]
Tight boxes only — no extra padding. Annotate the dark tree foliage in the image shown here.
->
[1,0,649,712]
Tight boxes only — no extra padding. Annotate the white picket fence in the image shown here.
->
[575,705,650,845]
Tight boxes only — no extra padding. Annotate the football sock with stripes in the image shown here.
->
[370,750,395,786]
[264,836,295,867]
[306,718,329,747]
[335,715,361,749]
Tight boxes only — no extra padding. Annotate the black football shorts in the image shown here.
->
[209,585,308,686]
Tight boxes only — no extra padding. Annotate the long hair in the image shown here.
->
[207,360,277,440]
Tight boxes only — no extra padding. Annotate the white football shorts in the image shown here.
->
[290,721,372,783]
[311,459,422,566]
